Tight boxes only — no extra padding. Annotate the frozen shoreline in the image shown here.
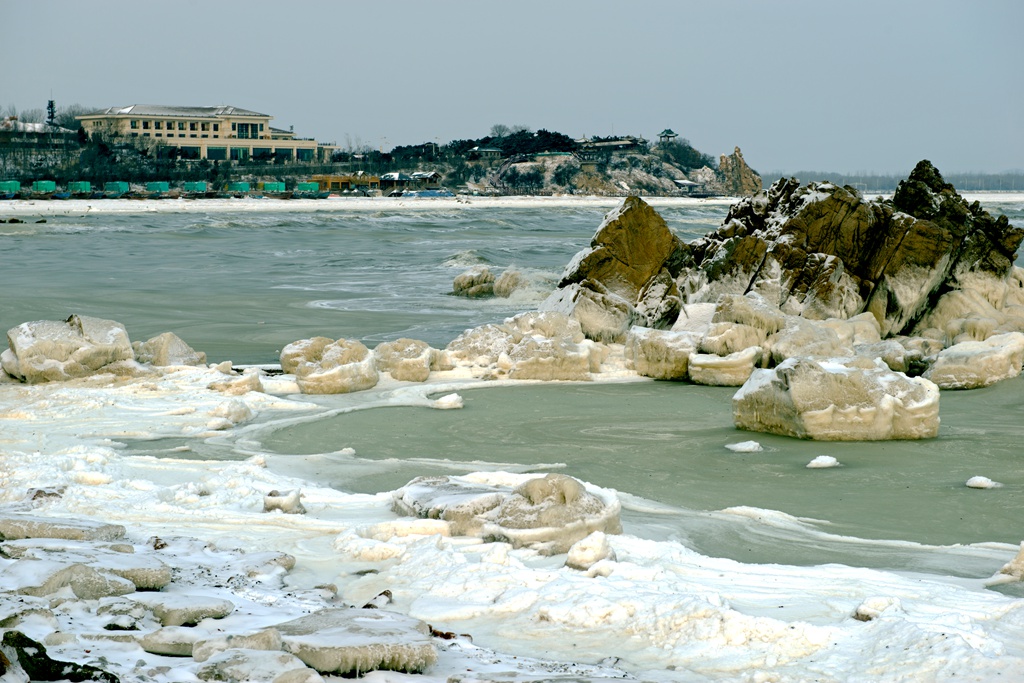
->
[2,363,1023,681]
[0,194,740,216]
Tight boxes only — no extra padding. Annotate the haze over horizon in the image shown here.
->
[3,0,1021,175]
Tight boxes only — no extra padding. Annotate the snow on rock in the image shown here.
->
[733,357,940,440]
[208,371,264,396]
[432,392,464,409]
[995,543,1024,582]
[374,338,435,382]
[280,337,379,394]
[2,538,173,589]
[0,558,136,600]
[192,628,284,662]
[2,314,135,383]
[623,326,695,380]
[273,607,437,675]
[807,455,841,468]
[540,282,635,343]
[0,513,126,541]
[392,473,622,555]
[264,489,307,514]
[923,332,1024,389]
[689,346,761,386]
[965,476,1002,489]
[196,648,321,683]
[139,625,204,657]
[132,331,207,367]
[130,593,235,626]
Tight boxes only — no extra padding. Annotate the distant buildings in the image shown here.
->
[76,105,336,163]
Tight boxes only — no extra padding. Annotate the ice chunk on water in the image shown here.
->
[725,440,763,453]
[965,476,1001,489]
[806,455,841,468]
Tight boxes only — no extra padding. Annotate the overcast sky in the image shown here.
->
[3,0,1021,174]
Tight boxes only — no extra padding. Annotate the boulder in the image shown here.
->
[542,196,689,340]
[732,357,939,441]
[2,314,134,383]
[193,628,284,663]
[0,514,125,541]
[452,266,495,297]
[392,473,622,555]
[374,338,434,382]
[445,311,602,379]
[130,593,235,627]
[197,649,319,683]
[132,331,206,366]
[689,346,761,387]
[274,608,437,675]
[717,146,763,197]
[923,332,1024,389]
[623,326,695,380]
[0,560,136,600]
[1,630,119,682]
[139,626,203,657]
[281,337,378,394]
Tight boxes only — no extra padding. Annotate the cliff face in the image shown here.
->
[717,146,762,197]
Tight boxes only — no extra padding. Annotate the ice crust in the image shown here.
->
[0,361,1022,681]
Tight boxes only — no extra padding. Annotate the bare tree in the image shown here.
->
[489,124,510,139]
[55,103,93,130]
[18,108,45,123]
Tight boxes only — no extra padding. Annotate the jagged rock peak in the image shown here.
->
[718,146,763,197]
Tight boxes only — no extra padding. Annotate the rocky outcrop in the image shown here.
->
[1,314,135,383]
[540,195,687,341]
[718,146,762,197]
[678,161,1024,338]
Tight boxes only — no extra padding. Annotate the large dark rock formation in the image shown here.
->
[678,160,1024,336]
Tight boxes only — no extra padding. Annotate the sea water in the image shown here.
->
[3,196,1024,677]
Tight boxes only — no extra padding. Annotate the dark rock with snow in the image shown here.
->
[678,161,1024,337]
[1,630,120,682]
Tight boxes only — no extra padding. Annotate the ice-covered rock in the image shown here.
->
[0,513,126,541]
[923,332,1024,389]
[0,558,136,600]
[264,489,307,514]
[208,372,264,395]
[392,473,622,555]
[725,440,763,453]
[447,311,601,379]
[2,314,134,383]
[193,628,284,662]
[131,593,235,626]
[196,648,320,683]
[452,266,495,297]
[997,543,1024,582]
[807,455,841,468]
[540,281,636,343]
[374,338,435,382]
[2,538,172,590]
[689,346,761,386]
[274,608,437,675]
[623,326,695,380]
[132,331,207,366]
[493,268,528,298]
[565,531,617,571]
[733,357,940,440]
[139,626,203,657]
[281,337,379,394]
[965,476,1001,489]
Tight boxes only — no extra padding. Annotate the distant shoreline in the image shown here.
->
[2,191,1021,218]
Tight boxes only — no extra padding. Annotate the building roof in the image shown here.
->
[82,105,270,119]
[659,129,678,137]
[0,118,72,134]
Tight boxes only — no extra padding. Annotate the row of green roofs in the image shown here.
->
[0,180,318,194]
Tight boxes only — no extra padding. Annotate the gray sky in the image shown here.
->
[3,0,1021,174]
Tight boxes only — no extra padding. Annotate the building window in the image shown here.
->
[155,121,162,130]
[259,124,264,131]
[131,132,138,137]
[142,121,150,129]
[166,120,174,129]
[155,133,162,137]
[178,122,185,130]
[201,122,209,131]
[230,147,249,161]
[143,133,150,137]
[130,120,138,129]
[231,123,236,131]
[190,123,197,131]
[190,134,196,138]
[179,134,184,138]
[201,134,208,138]
[213,123,219,132]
